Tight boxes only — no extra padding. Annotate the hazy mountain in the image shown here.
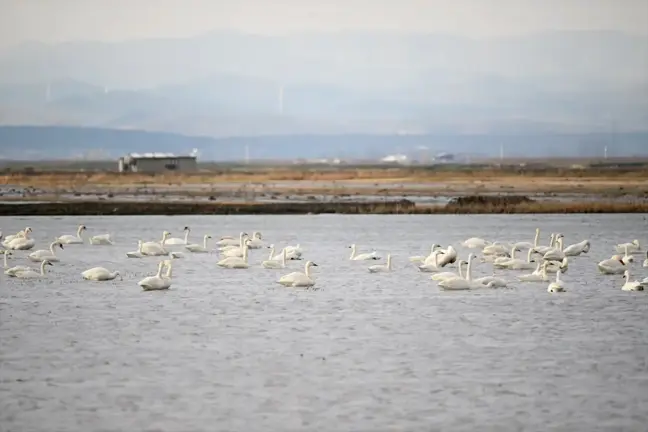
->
[0,30,646,138]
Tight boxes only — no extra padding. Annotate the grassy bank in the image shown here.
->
[1,198,647,216]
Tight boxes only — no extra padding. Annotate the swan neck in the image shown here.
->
[458,262,464,278]
[185,230,190,242]
[50,242,57,254]
[350,245,356,259]
[305,263,311,277]
[526,248,533,262]
[510,246,517,259]
[203,236,209,249]
[40,261,47,275]
[534,229,540,247]
[3,253,7,268]
[466,256,473,281]
[156,262,164,277]
[281,249,287,265]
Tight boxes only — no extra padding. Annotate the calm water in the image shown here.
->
[1,214,648,431]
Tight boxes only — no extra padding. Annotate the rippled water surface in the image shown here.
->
[2,214,648,431]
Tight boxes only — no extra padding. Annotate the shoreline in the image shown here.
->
[2,198,648,216]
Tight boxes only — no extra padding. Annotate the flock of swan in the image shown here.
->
[2,225,648,293]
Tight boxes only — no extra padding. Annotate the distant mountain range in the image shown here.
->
[1,125,646,161]
[0,30,646,156]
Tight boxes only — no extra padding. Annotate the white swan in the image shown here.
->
[262,247,287,269]
[429,245,457,268]
[417,251,442,272]
[547,270,566,293]
[482,242,510,256]
[141,231,171,256]
[5,229,36,250]
[2,251,32,276]
[492,245,520,266]
[283,244,303,260]
[348,244,380,260]
[563,239,590,257]
[542,234,565,261]
[494,248,536,270]
[9,260,54,279]
[165,226,191,245]
[277,261,318,288]
[511,228,541,250]
[532,233,556,255]
[615,239,641,255]
[611,245,635,263]
[409,244,441,263]
[57,224,86,244]
[621,270,645,291]
[430,260,467,282]
[438,254,494,290]
[369,254,392,273]
[518,261,550,282]
[472,273,508,288]
[126,240,144,258]
[185,235,211,253]
[545,257,569,274]
[82,267,122,281]
[89,233,114,245]
[246,232,264,249]
[28,240,64,262]
[217,243,250,268]
[462,237,490,249]
[216,232,248,247]
[597,257,628,275]
[138,261,171,290]
[2,227,32,247]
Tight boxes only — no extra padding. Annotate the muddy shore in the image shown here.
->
[2,197,648,216]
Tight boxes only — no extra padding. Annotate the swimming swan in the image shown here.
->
[621,270,645,291]
[532,233,556,255]
[8,260,54,279]
[369,254,392,273]
[418,251,442,272]
[220,235,251,257]
[89,233,114,245]
[82,266,122,281]
[545,257,569,274]
[126,240,145,258]
[438,254,494,290]
[562,239,590,256]
[185,235,212,253]
[282,244,303,260]
[494,248,536,270]
[217,243,250,268]
[430,245,457,268]
[597,257,629,275]
[277,261,318,288]
[518,261,550,282]
[2,226,32,247]
[28,240,64,262]
[57,224,86,244]
[482,242,510,256]
[6,229,36,250]
[348,244,380,260]
[462,237,491,249]
[615,239,641,255]
[542,234,565,261]
[216,232,248,247]
[138,261,171,290]
[141,231,171,256]
[430,260,467,282]
[409,244,442,263]
[2,251,32,276]
[165,226,191,245]
[262,247,287,269]
[547,270,566,293]
[511,228,541,250]
[246,232,265,249]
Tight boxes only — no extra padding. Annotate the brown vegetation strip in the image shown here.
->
[1,198,648,216]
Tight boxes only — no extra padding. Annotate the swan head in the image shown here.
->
[43,260,54,267]
[162,231,171,238]
[347,244,355,249]
[306,261,318,267]
[622,270,629,279]
[204,235,212,239]
[25,226,33,234]
[633,239,640,247]
[253,232,262,239]
[266,244,274,249]
[183,226,190,231]
[1,250,11,256]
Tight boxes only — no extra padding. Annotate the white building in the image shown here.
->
[118,152,198,173]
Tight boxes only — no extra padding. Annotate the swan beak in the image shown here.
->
[312,263,319,266]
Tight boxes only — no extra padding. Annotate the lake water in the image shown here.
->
[1,214,648,431]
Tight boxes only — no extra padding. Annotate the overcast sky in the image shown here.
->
[1,0,646,48]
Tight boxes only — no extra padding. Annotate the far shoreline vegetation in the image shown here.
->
[0,160,646,215]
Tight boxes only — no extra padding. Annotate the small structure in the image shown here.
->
[118,152,197,173]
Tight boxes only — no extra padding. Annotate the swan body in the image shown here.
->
[246,232,264,249]
[547,270,566,293]
[369,254,392,273]
[138,261,171,290]
[220,235,251,257]
[621,270,645,291]
[6,233,36,250]
[348,244,380,261]
[418,252,442,272]
[283,244,303,260]
[9,260,54,279]
[409,244,441,263]
[482,242,510,256]
[430,246,457,268]
[462,237,490,249]
[615,240,641,255]
[82,267,122,281]
[141,231,171,256]
[2,251,33,276]
[438,254,493,290]
[545,257,569,274]
[494,248,536,270]
[57,225,86,244]
[542,234,565,261]
[277,261,318,287]
[262,247,286,269]
[430,260,466,281]
[518,262,550,282]
[126,241,144,258]
[562,239,590,256]
[185,235,211,253]
[28,241,64,262]
[2,227,32,247]
[532,233,556,255]
[218,244,250,268]
[89,233,114,245]
[597,258,628,275]
[165,226,190,245]
[216,232,248,247]
[473,275,508,288]
[510,228,541,250]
